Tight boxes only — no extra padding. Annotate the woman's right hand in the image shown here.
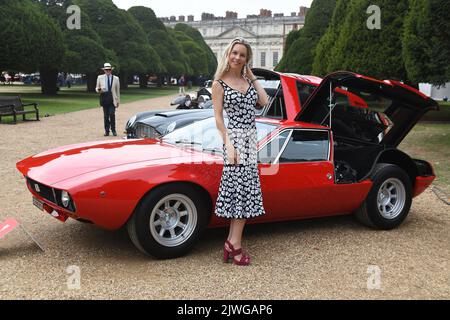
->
[226,144,238,165]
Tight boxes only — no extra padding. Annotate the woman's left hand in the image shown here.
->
[246,66,256,81]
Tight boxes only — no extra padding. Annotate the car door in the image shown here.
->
[258,129,335,220]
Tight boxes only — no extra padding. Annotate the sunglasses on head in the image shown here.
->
[233,37,249,44]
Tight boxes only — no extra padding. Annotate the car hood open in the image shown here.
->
[295,72,439,146]
[16,139,198,185]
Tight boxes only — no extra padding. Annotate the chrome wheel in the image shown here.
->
[377,178,406,220]
[149,194,197,247]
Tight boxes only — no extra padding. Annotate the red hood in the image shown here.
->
[295,71,439,146]
[16,139,199,185]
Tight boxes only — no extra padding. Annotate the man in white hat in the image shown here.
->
[96,63,120,136]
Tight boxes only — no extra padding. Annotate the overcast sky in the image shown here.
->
[112,0,313,20]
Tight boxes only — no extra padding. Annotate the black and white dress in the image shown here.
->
[214,79,266,219]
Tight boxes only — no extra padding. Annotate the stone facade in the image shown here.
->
[163,7,308,70]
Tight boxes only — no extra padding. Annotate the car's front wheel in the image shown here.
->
[127,184,209,259]
[354,163,412,230]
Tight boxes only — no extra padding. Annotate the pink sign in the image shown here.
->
[0,218,19,239]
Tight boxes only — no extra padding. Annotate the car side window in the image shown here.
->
[297,82,316,106]
[264,92,286,119]
[279,130,329,163]
[258,130,290,164]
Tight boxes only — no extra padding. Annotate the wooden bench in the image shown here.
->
[0,96,40,124]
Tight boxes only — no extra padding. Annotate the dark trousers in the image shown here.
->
[102,104,116,133]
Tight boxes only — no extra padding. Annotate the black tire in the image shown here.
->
[354,163,412,230]
[127,184,209,259]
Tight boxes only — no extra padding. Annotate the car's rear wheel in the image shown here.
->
[127,184,209,259]
[354,163,412,230]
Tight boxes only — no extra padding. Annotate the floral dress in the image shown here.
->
[214,79,266,219]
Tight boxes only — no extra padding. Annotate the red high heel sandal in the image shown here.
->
[223,240,251,266]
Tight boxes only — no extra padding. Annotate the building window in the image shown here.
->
[261,52,266,67]
[273,52,279,67]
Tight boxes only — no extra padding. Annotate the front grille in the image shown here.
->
[135,123,160,139]
[27,177,56,203]
[26,177,76,212]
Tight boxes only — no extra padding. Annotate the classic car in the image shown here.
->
[16,71,438,259]
[124,83,214,139]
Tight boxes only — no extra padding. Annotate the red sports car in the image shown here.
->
[16,71,439,259]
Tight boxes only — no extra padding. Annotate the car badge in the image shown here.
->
[34,184,40,193]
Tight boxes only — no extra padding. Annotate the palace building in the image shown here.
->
[162,7,309,71]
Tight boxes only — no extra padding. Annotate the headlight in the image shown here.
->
[61,190,71,208]
[198,95,210,103]
[166,121,177,133]
[127,115,137,128]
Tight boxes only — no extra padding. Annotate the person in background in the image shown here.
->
[178,74,186,95]
[66,74,73,88]
[96,63,120,136]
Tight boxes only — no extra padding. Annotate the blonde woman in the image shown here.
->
[212,37,269,266]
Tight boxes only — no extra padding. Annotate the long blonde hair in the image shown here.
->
[214,37,253,81]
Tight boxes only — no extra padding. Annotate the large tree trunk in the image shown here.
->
[157,74,164,87]
[139,73,147,89]
[127,74,134,86]
[119,71,128,89]
[86,72,98,92]
[40,67,58,95]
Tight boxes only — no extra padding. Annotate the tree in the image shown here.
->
[174,23,217,77]
[403,0,450,86]
[0,0,65,94]
[35,0,118,92]
[276,29,302,72]
[275,0,336,74]
[312,0,349,76]
[128,6,188,87]
[75,0,163,88]
[325,0,409,81]
[171,30,208,77]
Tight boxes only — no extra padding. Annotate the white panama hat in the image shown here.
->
[101,62,114,70]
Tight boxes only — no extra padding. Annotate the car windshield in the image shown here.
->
[163,117,278,152]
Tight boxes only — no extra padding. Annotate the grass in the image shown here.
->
[422,101,450,121]
[0,84,178,123]
[399,122,450,193]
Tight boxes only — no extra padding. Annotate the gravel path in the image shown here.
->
[0,95,449,300]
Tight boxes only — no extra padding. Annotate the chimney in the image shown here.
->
[291,12,297,17]
[299,6,309,16]
[169,15,176,22]
[226,11,238,19]
[188,15,194,22]
[259,9,272,17]
[178,15,185,22]
[201,12,215,21]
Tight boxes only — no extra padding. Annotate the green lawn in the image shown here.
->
[0,84,178,122]
[399,122,450,192]
[422,101,450,121]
